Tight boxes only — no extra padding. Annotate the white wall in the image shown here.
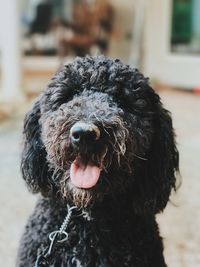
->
[143,0,200,89]
[0,0,22,102]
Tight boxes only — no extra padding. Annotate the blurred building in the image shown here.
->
[0,0,200,103]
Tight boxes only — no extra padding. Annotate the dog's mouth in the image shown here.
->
[70,158,102,189]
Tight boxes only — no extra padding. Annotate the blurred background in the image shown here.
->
[0,0,200,266]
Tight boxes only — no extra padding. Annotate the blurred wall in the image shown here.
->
[0,0,22,101]
[143,0,200,88]
[108,0,135,62]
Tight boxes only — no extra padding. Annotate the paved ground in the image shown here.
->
[0,89,199,266]
[157,90,200,267]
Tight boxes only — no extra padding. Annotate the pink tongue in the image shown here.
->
[70,161,101,189]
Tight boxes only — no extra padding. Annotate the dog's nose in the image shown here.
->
[70,122,100,146]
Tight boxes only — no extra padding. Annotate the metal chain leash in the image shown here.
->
[34,205,77,267]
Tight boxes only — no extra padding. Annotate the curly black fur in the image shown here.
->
[17,55,179,267]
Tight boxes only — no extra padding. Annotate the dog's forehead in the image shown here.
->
[71,89,113,102]
[40,55,160,115]
[59,57,146,96]
[60,89,124,117]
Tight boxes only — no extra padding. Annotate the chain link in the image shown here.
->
[34,205,77,267]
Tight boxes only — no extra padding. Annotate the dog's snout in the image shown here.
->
[70,122,100,146]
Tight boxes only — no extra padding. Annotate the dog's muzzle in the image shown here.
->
[70,122,100,147]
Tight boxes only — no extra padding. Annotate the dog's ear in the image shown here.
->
[136,100,179,214]
[21,98,51,195]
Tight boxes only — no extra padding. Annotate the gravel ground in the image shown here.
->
[0,89,199,266]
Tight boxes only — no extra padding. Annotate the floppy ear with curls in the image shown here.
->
[147,103,179,213]
[21,99,51,196]
[133,95,179,214]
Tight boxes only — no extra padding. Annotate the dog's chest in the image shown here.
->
[51,215,134,267]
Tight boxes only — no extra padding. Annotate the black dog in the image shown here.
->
[17,56,179,267]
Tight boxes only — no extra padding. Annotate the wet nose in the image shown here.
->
[70,122,100,146]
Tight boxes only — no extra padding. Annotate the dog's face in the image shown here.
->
[21,56,179,213]
[41,90,131,207]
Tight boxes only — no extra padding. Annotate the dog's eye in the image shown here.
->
[48,88,78,111]
[117,98,148,115]
[134,99,147,109]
